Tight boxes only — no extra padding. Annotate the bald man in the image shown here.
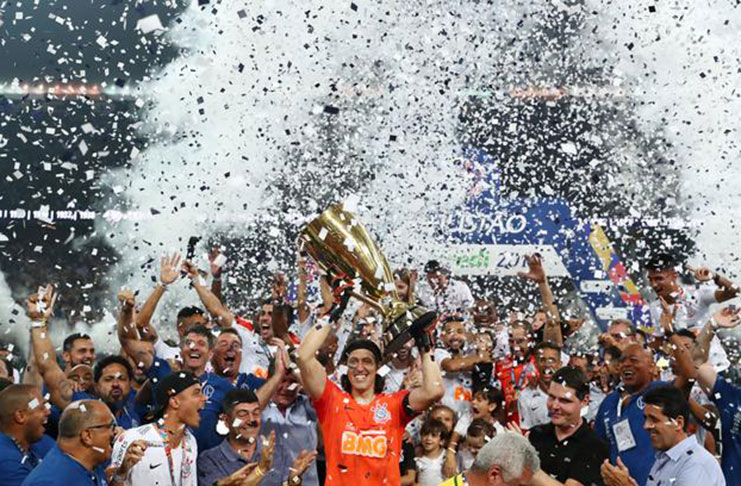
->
[22,399,144,486]
[0,385,54,486]
[594,344,669,486]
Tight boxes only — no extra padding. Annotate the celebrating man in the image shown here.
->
[296,313,443,486]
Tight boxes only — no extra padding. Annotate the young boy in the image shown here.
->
[415,418,449,486]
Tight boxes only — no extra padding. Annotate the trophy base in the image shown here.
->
[383,309,438,359]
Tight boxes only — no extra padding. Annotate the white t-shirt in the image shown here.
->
[517,385,550,430]
[418,279,475,313]
[586,382,606,423]
[648,284,730,371]
[154,337,181,363]
[232,323,273,378]
[382,361,411,393]
[415,451,445,486]
[434,348,473,418]
[457,447,476,472]
[111,423,198,486]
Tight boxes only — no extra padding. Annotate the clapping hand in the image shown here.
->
[601,458,638,486]
[288,450,318,483]
[712,306,741,329]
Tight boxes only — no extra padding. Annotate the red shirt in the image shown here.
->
[495,354,537,424]
[313,380,415,486]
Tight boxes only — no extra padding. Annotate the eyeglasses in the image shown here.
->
[87,421,116,433]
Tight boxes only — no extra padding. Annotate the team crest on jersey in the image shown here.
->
[202,384,215,400]
[371,402,391,424]
[637,396,645,410]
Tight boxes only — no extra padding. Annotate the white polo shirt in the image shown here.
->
[111,423,198,486]
[517,385,550,430]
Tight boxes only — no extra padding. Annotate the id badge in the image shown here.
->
[612,419,637,452]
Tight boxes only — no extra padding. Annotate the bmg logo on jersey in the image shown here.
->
[341,431,388,458]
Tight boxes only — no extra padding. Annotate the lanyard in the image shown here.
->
[509,360,528,391]
[156,425,185,486]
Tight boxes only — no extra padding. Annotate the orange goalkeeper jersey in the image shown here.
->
[314,380,415,486]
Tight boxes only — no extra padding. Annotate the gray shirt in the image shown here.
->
[260,395,319,486]
[197,438,260,486]
[646,435,725,486]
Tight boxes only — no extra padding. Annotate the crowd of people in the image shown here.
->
[0,247,740,486]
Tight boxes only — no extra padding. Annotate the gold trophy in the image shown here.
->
[299,203,438,358]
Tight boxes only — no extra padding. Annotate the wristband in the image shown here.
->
[254,466,266,478]
[159,282,169,290]
[30,319,46,329]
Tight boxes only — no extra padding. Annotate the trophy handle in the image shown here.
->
[349,291,386,314]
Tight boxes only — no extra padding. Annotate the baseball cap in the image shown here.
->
[153,371,200,417]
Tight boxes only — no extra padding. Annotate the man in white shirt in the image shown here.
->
[645,253,738,370]
[419,260,475,314]
[517,341,561,430]
[111,372,206,486]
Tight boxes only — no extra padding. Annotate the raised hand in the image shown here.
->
[517,254,546,284]
[271,271,287,302]
[289,450,318,482]
[658,296,675,333]
[181,260,200,280]
[208,248,223,278]
[686,265,714,282]
[117,289,135,312]
[506,421,529,437]
[160,252,182,285]
[27,284,57,322]
[712,306,741,329]
[257,431,276,474]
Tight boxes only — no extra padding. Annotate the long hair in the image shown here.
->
[340,373,386,394]
[393,267,416,305]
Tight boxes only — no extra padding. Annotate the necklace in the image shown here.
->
[9,434,39,468]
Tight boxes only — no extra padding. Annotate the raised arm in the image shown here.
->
[135,253,183,341]
[407,345,445,412]
[22,328,43,387]
[254,341,288,409]
[688,266,740,303]
[296,317,331,400]
[518,254,563,345]
[671,306,740,396]
[183,260,235,327]
[208,248,224,304]
[118,291,155,371]
[440,352,491,373]
[27,286,76,409]
[297,251,311,324]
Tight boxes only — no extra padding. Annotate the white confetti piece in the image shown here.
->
[136,14,165,34]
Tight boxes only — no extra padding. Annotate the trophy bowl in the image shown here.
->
[299,203,438,358]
